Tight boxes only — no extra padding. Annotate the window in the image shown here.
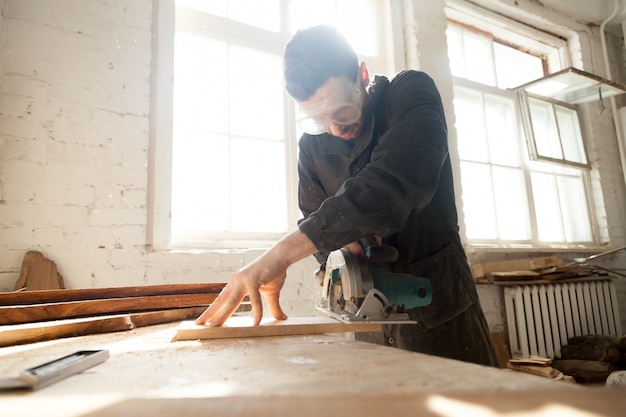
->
[446,6,594,247]
[149,0,393,250]
[520,92,588,167]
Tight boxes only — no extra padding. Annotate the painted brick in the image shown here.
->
[33,227,65,247]
[0,272,20,292]
[0,226,34,248]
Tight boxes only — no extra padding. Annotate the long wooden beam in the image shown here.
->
[0,283,226,306]
[0,306,207,347]
[0,293,223,325]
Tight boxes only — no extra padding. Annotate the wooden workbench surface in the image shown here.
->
[1,319,623,417]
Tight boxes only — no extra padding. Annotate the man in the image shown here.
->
[197,25,499,367]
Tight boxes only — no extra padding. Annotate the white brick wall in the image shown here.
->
[0,0,624,331]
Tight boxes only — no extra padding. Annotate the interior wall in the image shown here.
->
[0,0,624,331]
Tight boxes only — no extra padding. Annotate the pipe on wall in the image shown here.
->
[600,0,626,186]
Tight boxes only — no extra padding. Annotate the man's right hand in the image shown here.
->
[195,250,289,326]
[195,229,318,326]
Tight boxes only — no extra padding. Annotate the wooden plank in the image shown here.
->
[173,316,383,341]
[0,307,207,347]
[0,314,134,347]
[488,271,541,281]
[490,332,511,368]
[0,293,222,325]
[471,256,563,280]
[0,305,252,347]
[0,283,226,306]
[507,363,562,379]
[509,356,552,366]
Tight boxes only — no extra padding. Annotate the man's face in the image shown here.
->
[296,74,365,140]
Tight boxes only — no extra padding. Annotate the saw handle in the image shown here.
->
[361,236,398,264]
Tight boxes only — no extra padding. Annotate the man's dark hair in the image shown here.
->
[284,25,359,101]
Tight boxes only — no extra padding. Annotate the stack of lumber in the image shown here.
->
[0,283,244,347]
[552,335,626,383]
[471,256,607,283]
[506,355,571,381]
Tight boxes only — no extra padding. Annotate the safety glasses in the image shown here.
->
[296,72,363,135]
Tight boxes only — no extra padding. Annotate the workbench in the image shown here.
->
[1,320,624,417]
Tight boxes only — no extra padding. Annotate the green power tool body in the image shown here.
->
[317,238,432,324]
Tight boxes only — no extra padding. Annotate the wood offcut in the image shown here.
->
[14,251,64,291]
[471,256,610,282]
[173,316,383,341]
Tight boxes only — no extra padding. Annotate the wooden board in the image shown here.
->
[0,283,226,306]
[0,293,222,325]
[488,271,541,281]
[173,316,382,341]
[507,363,562,379]
[0,307,207,347]
[490,332,511,368]
[471,256,563,280]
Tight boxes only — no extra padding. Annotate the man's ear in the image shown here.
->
[360,61,370,86]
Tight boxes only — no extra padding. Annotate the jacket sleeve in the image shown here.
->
[298,71,450,253]
[296,135,335,263]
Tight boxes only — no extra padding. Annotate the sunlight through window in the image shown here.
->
[170,0,387,246]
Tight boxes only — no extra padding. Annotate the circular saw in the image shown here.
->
[316,241,432,324]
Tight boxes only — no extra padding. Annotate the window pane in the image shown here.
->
[176,0,280,31]
[289,0,332,27]
[336,0,377,56]
[454,87,489,162]
[229,0,281,32]
[289,0,377,56]
[460,161,497,239]
[174,33,228,133]
[558,175,591,242]
[172,131,230,232]
[168,0,388,244]
[463,32,496,86]
[231,137,287,233]
[484,94,519,166]
[555,105,586,164]
[176,0,227,16]
[229,46,284,140]
[493,42,544,89]
[492,166,530,240]
[528,97,562,159]
[530,172,564,242]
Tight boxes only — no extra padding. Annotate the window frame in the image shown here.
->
[452,76,535,244]
[518,91,591,169]
[445,1,599,249]
[147,0,397,251]
[170,6,298,249]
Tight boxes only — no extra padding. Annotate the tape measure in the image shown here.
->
[0,350,109,390]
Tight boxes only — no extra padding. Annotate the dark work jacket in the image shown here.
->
[297,71,480,329]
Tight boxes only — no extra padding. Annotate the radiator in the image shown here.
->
[504,279,622,359]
